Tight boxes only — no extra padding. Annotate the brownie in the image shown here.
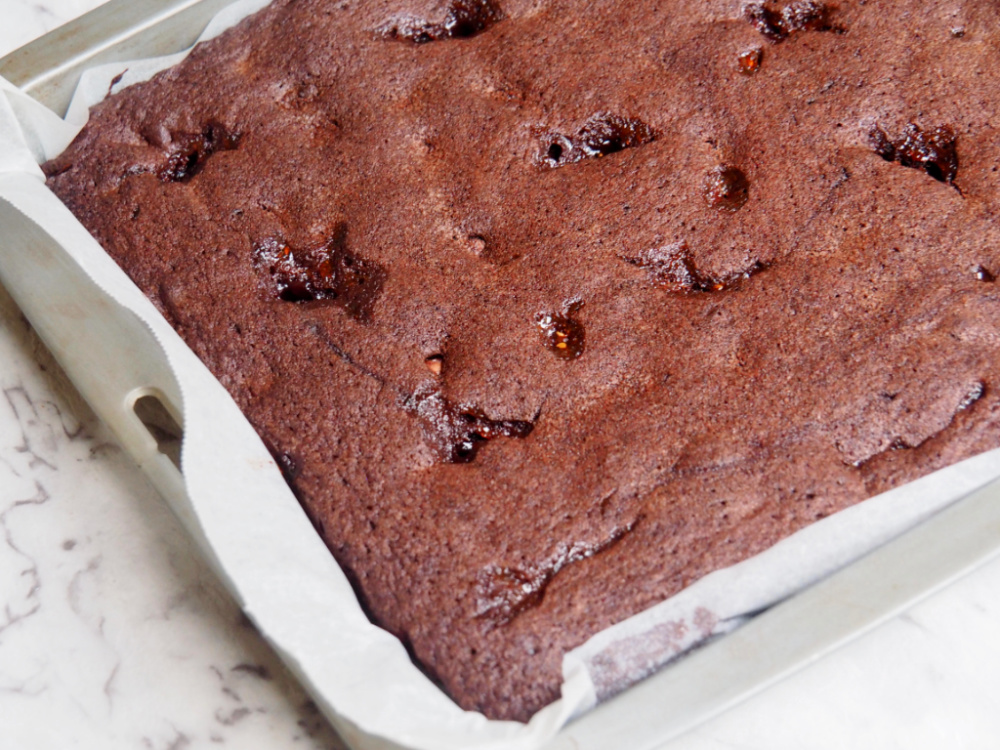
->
[44,0,1000,721]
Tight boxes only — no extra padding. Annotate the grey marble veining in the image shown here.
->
[0,283,346,750]
[3,3,1000,750]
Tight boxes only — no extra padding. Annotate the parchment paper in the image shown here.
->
[2,2,999,747]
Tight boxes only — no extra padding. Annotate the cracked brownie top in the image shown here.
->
[45,0,1000,721]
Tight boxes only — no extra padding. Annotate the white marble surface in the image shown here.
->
[3,3,1000,750]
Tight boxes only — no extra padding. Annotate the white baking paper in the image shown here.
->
[2,2,1000,748]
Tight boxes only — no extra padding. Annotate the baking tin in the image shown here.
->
[3,3,1000,748]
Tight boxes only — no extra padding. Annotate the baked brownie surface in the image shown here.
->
[46,0,1000,720]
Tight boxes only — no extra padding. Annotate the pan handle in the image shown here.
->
[0,180,189,514]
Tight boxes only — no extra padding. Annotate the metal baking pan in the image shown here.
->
[4,2,1000,748]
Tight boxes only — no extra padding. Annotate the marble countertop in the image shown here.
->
[3,3,1000,749]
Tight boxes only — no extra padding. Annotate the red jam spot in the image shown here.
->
[158,122,240,182]
[621,242,765,293]
[743,1,834,42]
[868,123,959,185]
[738,47,763,74]
[541,113,656,167]
[253,225,386,322]
[380,0,503,43]
[425,354,445,375]
[703,165,750,212]
[406,385,535,463]
[868,124,896,161]
[535,305,585,360]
